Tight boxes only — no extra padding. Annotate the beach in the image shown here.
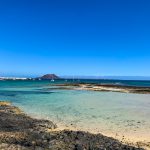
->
[0,101,146,150]
[0,80,150,149]
[1,0,150,149]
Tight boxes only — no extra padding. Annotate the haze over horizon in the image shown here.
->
[0,0,150,77]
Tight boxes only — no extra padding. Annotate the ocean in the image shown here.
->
[0,79,150,142]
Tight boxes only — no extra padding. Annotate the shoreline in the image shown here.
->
[21,110,150,145]
[0,101,148,150]
[51,83,150,94]
[48,119,150,150]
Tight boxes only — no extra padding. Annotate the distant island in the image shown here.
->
[36,74,61,80]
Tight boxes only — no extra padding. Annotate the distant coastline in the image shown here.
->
[1,73,150,81]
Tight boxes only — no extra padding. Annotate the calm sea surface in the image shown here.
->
[0,79,150,141]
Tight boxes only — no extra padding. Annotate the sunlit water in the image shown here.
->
[0,80,150,142]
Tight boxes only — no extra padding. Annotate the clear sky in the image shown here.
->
[0,0,150,77]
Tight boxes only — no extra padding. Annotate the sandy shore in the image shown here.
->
[53,121,150,145]
[52,83,150,94]
[0,101,147,150]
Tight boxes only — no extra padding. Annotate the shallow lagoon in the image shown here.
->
[0,80,150,142]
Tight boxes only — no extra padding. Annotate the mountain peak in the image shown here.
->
[38,74,60,80]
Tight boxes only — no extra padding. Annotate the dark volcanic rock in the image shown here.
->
[0,101,144,150]
[37,74,60,80]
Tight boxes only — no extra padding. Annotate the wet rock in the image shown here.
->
[74,144,83,150]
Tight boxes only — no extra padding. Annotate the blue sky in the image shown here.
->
[0,0,150,77]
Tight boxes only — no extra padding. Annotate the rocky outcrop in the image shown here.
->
[0,101,144,150]
[54,83,150,94]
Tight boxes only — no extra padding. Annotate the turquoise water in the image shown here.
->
[0,80,150,141]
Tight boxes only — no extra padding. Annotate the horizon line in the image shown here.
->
[1,74,150,81]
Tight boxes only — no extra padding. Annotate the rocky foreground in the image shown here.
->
[0,101,144,150]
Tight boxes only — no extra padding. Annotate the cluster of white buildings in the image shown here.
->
[0,77,30,80]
